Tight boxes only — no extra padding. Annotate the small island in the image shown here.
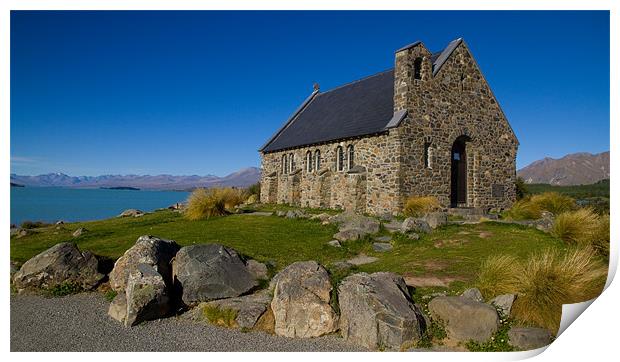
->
[11,182,25,187]
[99,186,140,191]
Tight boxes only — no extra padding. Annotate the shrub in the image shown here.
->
[202,305,238,328]
[515,177,529,200]
[511,247,607,332]
[476,255,522,300]
[530,192,575,215]
[47,281,82,297]
[20,220,50,229]
[184,188,228,220]
[552,208,600,246]
[247,182,260,196]
[403,196,440,217]
[504,198,542,220]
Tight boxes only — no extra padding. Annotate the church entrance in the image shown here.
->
[450,136,469,207]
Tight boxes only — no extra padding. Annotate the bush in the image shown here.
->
[47,281,83,297]
[511,247,607,332]
[184,188,228,220]
[476,255,522,299]
[515,177,529,200]
[247,182,260,196]
[552,208,600,246]
[529,192,575,215]
[20,220,50,229]
[403,196,440,217]
[476,247,607,333]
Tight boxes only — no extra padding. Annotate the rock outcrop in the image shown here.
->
[330,213,380,241]
[109,235,180,292]
[401,218,432,234]
[203,290,273,329]
[270,261,338,338]
[428,296,499,343]
[12,242,104,291]
[338,272,426,350]
[172,244,257,305]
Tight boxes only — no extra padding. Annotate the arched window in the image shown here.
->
[289,153,295,172]
[336,146,344,171]
[282,154,287,174]
[424,142,432,169]
[314,150,321,171]
[306,151,313,172]
[347,145,354,170]
[413,57,423,80]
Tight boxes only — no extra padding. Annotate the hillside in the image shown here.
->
[518,151,609,186]
[10,167,261,190]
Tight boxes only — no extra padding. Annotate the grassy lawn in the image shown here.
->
[11,208,567,294]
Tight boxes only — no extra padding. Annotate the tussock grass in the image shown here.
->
[476,247,607,333]
[476,255,522,299]
[184,187,246,220]
[591,215,610,260]
[552,208,599,246]
[529,192,576,215]
[403,196,440,217]
[504,199,542,220]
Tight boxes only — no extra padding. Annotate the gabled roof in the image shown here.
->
[260,39,463,153]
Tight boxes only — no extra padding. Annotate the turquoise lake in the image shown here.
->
[10,187,189,225]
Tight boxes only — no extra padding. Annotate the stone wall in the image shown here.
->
[260,39,518,214]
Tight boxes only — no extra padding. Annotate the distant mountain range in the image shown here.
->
[518,151,609,186]
[10,167,261,190]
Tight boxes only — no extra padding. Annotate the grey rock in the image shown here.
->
[338,272,426,350]
[55,220,65,225]
[331,261,353,271]
[12,242,104,291]
[172,244,257,305]
[374,236,392,242]
[118,209,145,218]
[346,255,379,266]
[372,242,393,252]
[285,209,305,219]
[508,327,553,350]
[327,240,342,247]
[124,263,170,327]
[489,294,516,317]
[108,293,127,323]
[246,259,269,281]
[72,227,87,237]
[204,290,272,329]
[310,213,331,222]
[401,218,432,234]
[333,229,363,241]
[16,229,29,238]
[383,220,402,233]
[109,235,180,292]
[275,210,286,217]
[428,296,499,342]
[461,288,484,303]
[407,233,420,240]
[421,212,448,229]
[271,261,338,338]
[330,212,380,235]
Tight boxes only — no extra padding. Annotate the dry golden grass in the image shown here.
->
[552,208,600,246]
[591,215,610,259]
[476,247,607,333]
[530,192,576,215]
[184,188,232,220]
[504,198,543,220]
[403,196,440,217]
[219,187,247,209]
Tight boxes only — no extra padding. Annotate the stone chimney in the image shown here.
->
[393,41,432,112]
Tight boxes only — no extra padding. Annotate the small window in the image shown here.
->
[453,152,460,161]
[289,153,295,172]
[413,57,423,80]
[424,142,432,169]
[315,150,321,171]
[336,146,344,171]
[347,145,354,169]
[306,151,313,172]
[282,154,287,174]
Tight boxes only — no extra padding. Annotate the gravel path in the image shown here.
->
[11,293,365,352]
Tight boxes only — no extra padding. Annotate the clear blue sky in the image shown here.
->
[11,11,609,176]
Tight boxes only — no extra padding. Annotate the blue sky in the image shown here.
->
[11,11,609,176]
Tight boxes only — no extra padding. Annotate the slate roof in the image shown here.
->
[260,38,463,153]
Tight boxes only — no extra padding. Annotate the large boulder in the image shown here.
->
[330,212,380,236]
[109,235,180,292]
[270,261,338,338]
[428,296,499,343]
[172,244,257,305]
[461,288,484,303]
[338,272,426,351]
[489,294,516,317]
[110,263,171,327]
[508,327,553,350]
[421,212,448,229]
[12,242,104,291]
[401,218,432,234]
[118,209,145,218]
[203,290,273,329]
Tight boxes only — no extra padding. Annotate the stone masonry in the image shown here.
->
[259,39,518,215]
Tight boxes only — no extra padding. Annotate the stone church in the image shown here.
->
[259,38,518,215]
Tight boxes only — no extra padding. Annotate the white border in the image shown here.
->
[1,1,616,362]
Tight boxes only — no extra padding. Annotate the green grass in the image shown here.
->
[11,209,567,295]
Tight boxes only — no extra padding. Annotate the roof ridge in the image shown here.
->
[318,68,394,96]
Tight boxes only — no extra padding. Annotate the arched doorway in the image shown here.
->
[450,136,470,207]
